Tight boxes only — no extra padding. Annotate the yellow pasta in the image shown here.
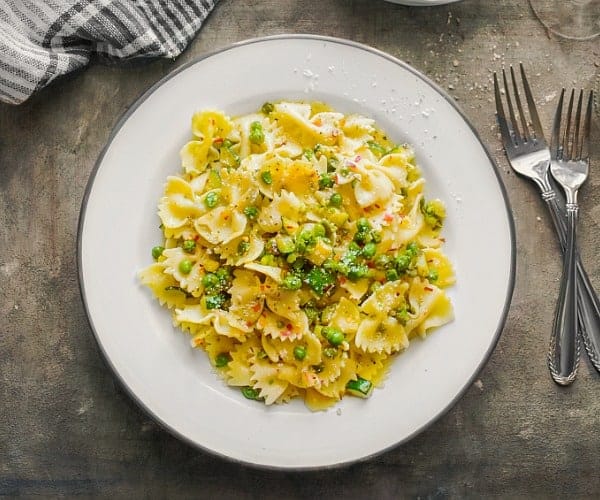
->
[140,101,455,410]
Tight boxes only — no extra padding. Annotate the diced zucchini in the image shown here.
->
[346,377,373,398]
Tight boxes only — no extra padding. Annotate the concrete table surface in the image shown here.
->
[1,0,600,497]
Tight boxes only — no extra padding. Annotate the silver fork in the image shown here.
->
[493,65,600,384]
[549,89,594,384]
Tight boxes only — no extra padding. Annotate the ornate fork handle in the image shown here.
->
[548,202,580,385]
[544,192,600,372]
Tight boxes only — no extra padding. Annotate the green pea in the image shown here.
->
[347,263,369,281]
[322,326,344,346]
[241,386,261,400]
[362,242,377,258]
[318,173,335,189]
[215,267,231,282]
[202,272,219,289]
[244,206,259,219]
[261,102,274,114]
[385,268,399,281]
[281,274,302,290]
[179,259,193,274]
[406,241,419,256]
[329,192,343,207]
[182,239,196,253]
[293,345,307,361]
[215,352,231,368]
[427,269,439,282]
[356,218,371,232]
[204,191,219,208]
[395,253,412,272]
[260,170,272,185]
[151,246,164,259]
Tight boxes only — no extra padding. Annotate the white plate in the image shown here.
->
[384,0,463,6]
[78,35,515,469]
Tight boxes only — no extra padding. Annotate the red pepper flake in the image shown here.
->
[383,213,394,222]
[246,321,253,327]
[374,204,381,209]
[334,174,339,184]
[354,155,362,163]
[213,137,223,145]
[286,323,293,330]
[223,215,229,220]
[338,276,347,284]
[252,303,261,312]
[424,286,434,292]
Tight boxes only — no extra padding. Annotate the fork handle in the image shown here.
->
[544,194,600,372]
[549,207,580,385]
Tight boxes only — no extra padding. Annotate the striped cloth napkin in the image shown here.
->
[0,0,218,105]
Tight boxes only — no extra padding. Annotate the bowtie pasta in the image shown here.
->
[139,101,455,410]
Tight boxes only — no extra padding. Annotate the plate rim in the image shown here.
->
[77,33,516,470]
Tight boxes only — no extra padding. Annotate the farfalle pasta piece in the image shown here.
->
[161,247,203,293]
[194,206,247,245]
[225,337,261,387]
[158,176,204,229]
[405,278,454,338]
[250,355,289,404]
[181,110,234,174]
[203,329,238,366]
[139,263,194,309]
[315,357,357,400]
[352,350,389,384]
[353,165,395,208]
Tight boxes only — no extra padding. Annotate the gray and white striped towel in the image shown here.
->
[0,0,218,105]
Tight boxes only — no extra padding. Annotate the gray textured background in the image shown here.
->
[1,0,600,497]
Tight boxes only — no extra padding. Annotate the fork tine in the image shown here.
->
[520,63,545,142]
[563,89,575,158]
[551,88,565,158]
[502,68,521,143]
[582,90,594,159]
[573,90,584,159]
[510,66,530,142]
[493,72,514,148]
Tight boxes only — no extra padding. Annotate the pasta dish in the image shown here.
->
[139,101,454,410]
